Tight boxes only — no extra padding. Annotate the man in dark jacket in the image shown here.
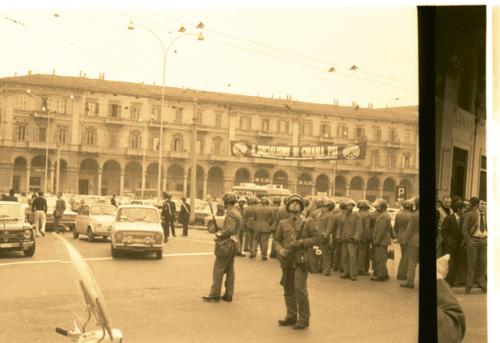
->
[441,200,465,287]
[236,197,247,256]
[356,200,371,276]
[179,197,191,236]
[53,192,68,234]
[161,192,177,239]
[371,198,392,281]
[31,190,48,237]
[252,197,274,260]
[203,192,242,303]
[394,200,413,280]
[401,197,420,288]
[336,199,362,281]
[274,194,320,330]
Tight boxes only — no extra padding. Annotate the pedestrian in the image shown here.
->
[236,197,247,256]
[437,196,453,232]
[327,201,345,273]
[179,197,191,236]
[394,200,413,280]
[274,194,320,330]
[336,199,362,281]
[245,197,257,256]
[355,200,372,276]
[4,189,18,202]
[161,192,177,238]
[401,197,420,288]
[252,196,274,260]
[314,199,335,276]
[441,200,466,287]
[461,197,487,294]
[370,198,392,282]
[111,194,117,207]
[31,190,48,237]
[53,192,69,234]
[202,192,243,303]
[269,196,282,258]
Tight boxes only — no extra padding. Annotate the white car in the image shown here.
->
[73,204,117,242]
[111,205,164,259]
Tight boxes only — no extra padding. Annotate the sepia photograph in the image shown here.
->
[3,2,476,342]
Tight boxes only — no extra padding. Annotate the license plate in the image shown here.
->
[0,243,16,248]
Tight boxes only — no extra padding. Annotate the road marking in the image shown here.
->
[0,252,214,267]
[169,236,214,245]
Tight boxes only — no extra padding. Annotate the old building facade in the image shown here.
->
[0,74,418,205]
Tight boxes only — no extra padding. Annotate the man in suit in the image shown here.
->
[401,197,420,288]
[274,194,321,330]
[179,197,191,236]
[53,192,68,234]
[441,200,465,287]
[161,192,177,240]
[252,197,274,260]
[461,197,487,294]
[370,198,393,282]
[394,200,413,280]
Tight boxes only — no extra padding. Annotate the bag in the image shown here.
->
[214,238,236,259]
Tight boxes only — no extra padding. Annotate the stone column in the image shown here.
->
[162,175,167,192]
[223,175,235,193]
[119,171,125,196]
[183,172,188,197]
[49,164,55,194]
[97,168,102,196]
[202,176,208,200]
[362,186,367,200]
[66,166,79,194]
[288,178,298,193]
[345,184,351,197]
[378,185,384,199]
[26,163,31,193]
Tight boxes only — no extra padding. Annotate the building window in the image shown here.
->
[239,116,244,129]
[388,155,396,168]
[16,94,30,110]
[279,120,290,134]
[16,124,27,141]
[246,117,252,130]
[356,127,365,139]
[338,125,348,138]
[403,154,411,168]
[374,127,382,141]
[320,124,331,138]
[151,105,161,120]
[130,103,141,121]
[40,96,48,111]
[480,155,487,200]
[175,108,183,124]
[302,121,312,136]
[371,150,380,166]
[129,131,142,149]
[38,127,47,142]
[215,113,222,127]
[389,128,398,142]
[173,137,183,152]
[57,127,68,144]
[404,129,412,143]
[85,128,97,146]
[109,103,121,118]
[212,137,222,154]
[262,118,270,131]
[85,101,99,116]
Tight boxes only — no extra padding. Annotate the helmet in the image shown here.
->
[357,200,371,209]
[315,198,324,208]
[273,197,282,204]
[344,199,356,207]
[260,196,270,205]
[238,197,247,203]
[373,198,388,209]
[222,192,238,204]
[285,194,305,212]
[402,200,413,210]
[323,198,335,209]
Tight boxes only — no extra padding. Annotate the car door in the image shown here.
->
[77,205,90,234]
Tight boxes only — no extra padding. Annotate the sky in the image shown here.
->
[0,3,418,108]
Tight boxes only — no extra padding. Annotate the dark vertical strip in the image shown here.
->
[418,6,437,343]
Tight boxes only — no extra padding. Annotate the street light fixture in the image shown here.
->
[127,20,204,198]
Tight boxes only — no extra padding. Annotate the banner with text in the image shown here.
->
[230,141,367,160]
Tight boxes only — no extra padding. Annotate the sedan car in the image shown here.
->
[45,197,78,231]
[74,204,117,242]
[111,205,164,259]
[0,201,36,257]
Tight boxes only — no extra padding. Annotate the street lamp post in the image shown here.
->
[128,21,204,199]
[139,115,155,198]
[189,99,198,224]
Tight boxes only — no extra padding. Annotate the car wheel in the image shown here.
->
[111,246,120,258]
[87,227,95,242]
[23,244,36,257]
[156,250,163,260]
[73,228,79,239]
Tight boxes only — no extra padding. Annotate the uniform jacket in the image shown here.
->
[254,205,274,233]
[54,198,66,218]
[437,279,466,343]
[236,205,246,230]
[369,211,381,240]
[244,205,257,231]
[161,200,176,222]
[274,215,320,255]
[461,209,485,244]
[354,210,371,242]
[394,209,412,244]
[219,206,243,239]
[372,211,392,246]
[326,210,343,240]
[402,210,419,247]
[179,202,191,223]
[441,213,462,253]
[336,211,362,242]
[31,196,47,212]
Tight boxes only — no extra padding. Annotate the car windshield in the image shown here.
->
[0,203,23,220]
[117,208,159,223]
[90,205,117,216]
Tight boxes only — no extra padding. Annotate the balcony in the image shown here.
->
[28,141,58,151]
[164,151,188,160]
[368,165,386,173]
[319,134,334,143]
[256,130,273,138]
[31,111,55,122]
[105,116,124,126]
[126,148,144,157]
[79,145,101,155]
[386,139,402,148]
[205,153,229,163]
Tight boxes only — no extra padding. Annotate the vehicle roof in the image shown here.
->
[118,204,159,209]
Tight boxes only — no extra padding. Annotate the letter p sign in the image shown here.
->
[396,186,407,199]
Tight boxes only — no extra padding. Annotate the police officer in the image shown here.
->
[314,198,335,276]
[161,192,176,240]
[236,197,247,257]
[269,196,282,258]
[252,196,274,260]
[203,192,243,302]
[371,199,392,281]
[336,199,362,280]
[327,201,345,272]
[401,197,420,288]
[394,200,414,280]
[274,194,320,330]
[245,198,258,255]
[356,200,371,276]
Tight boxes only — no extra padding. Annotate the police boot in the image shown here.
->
[221,294,233,302]
[293,321,309,330]
[278,318,297,326]
[202,296,221,302]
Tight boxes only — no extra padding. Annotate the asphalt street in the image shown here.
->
[0,227,482,343]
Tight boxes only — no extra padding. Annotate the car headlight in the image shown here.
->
[96,223,102,228]
[125,236,134,244]
[154,232,163,244]
[115,232,124,243]
[144,236,153,245]
[23,229,32,239]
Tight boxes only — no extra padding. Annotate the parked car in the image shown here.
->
[111,205,164,259]
[0,201,36,257]
[45,196,78,231]
[74,204,117,242]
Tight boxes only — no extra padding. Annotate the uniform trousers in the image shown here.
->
[332,240,341,271]
[319,239,332,274]
[209,256,235,297]
[341,242,358,279]
[466,237,487,289]
[238,229,246,253]
[397,244,409,279]
[372,245,389,279]
[252,231,270,258]
[181,220,189,236]
[282,265,310,324]
[269,231,277,257]
[357,241,370,273]
[406,245,419,286]
[244,230,254,252]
